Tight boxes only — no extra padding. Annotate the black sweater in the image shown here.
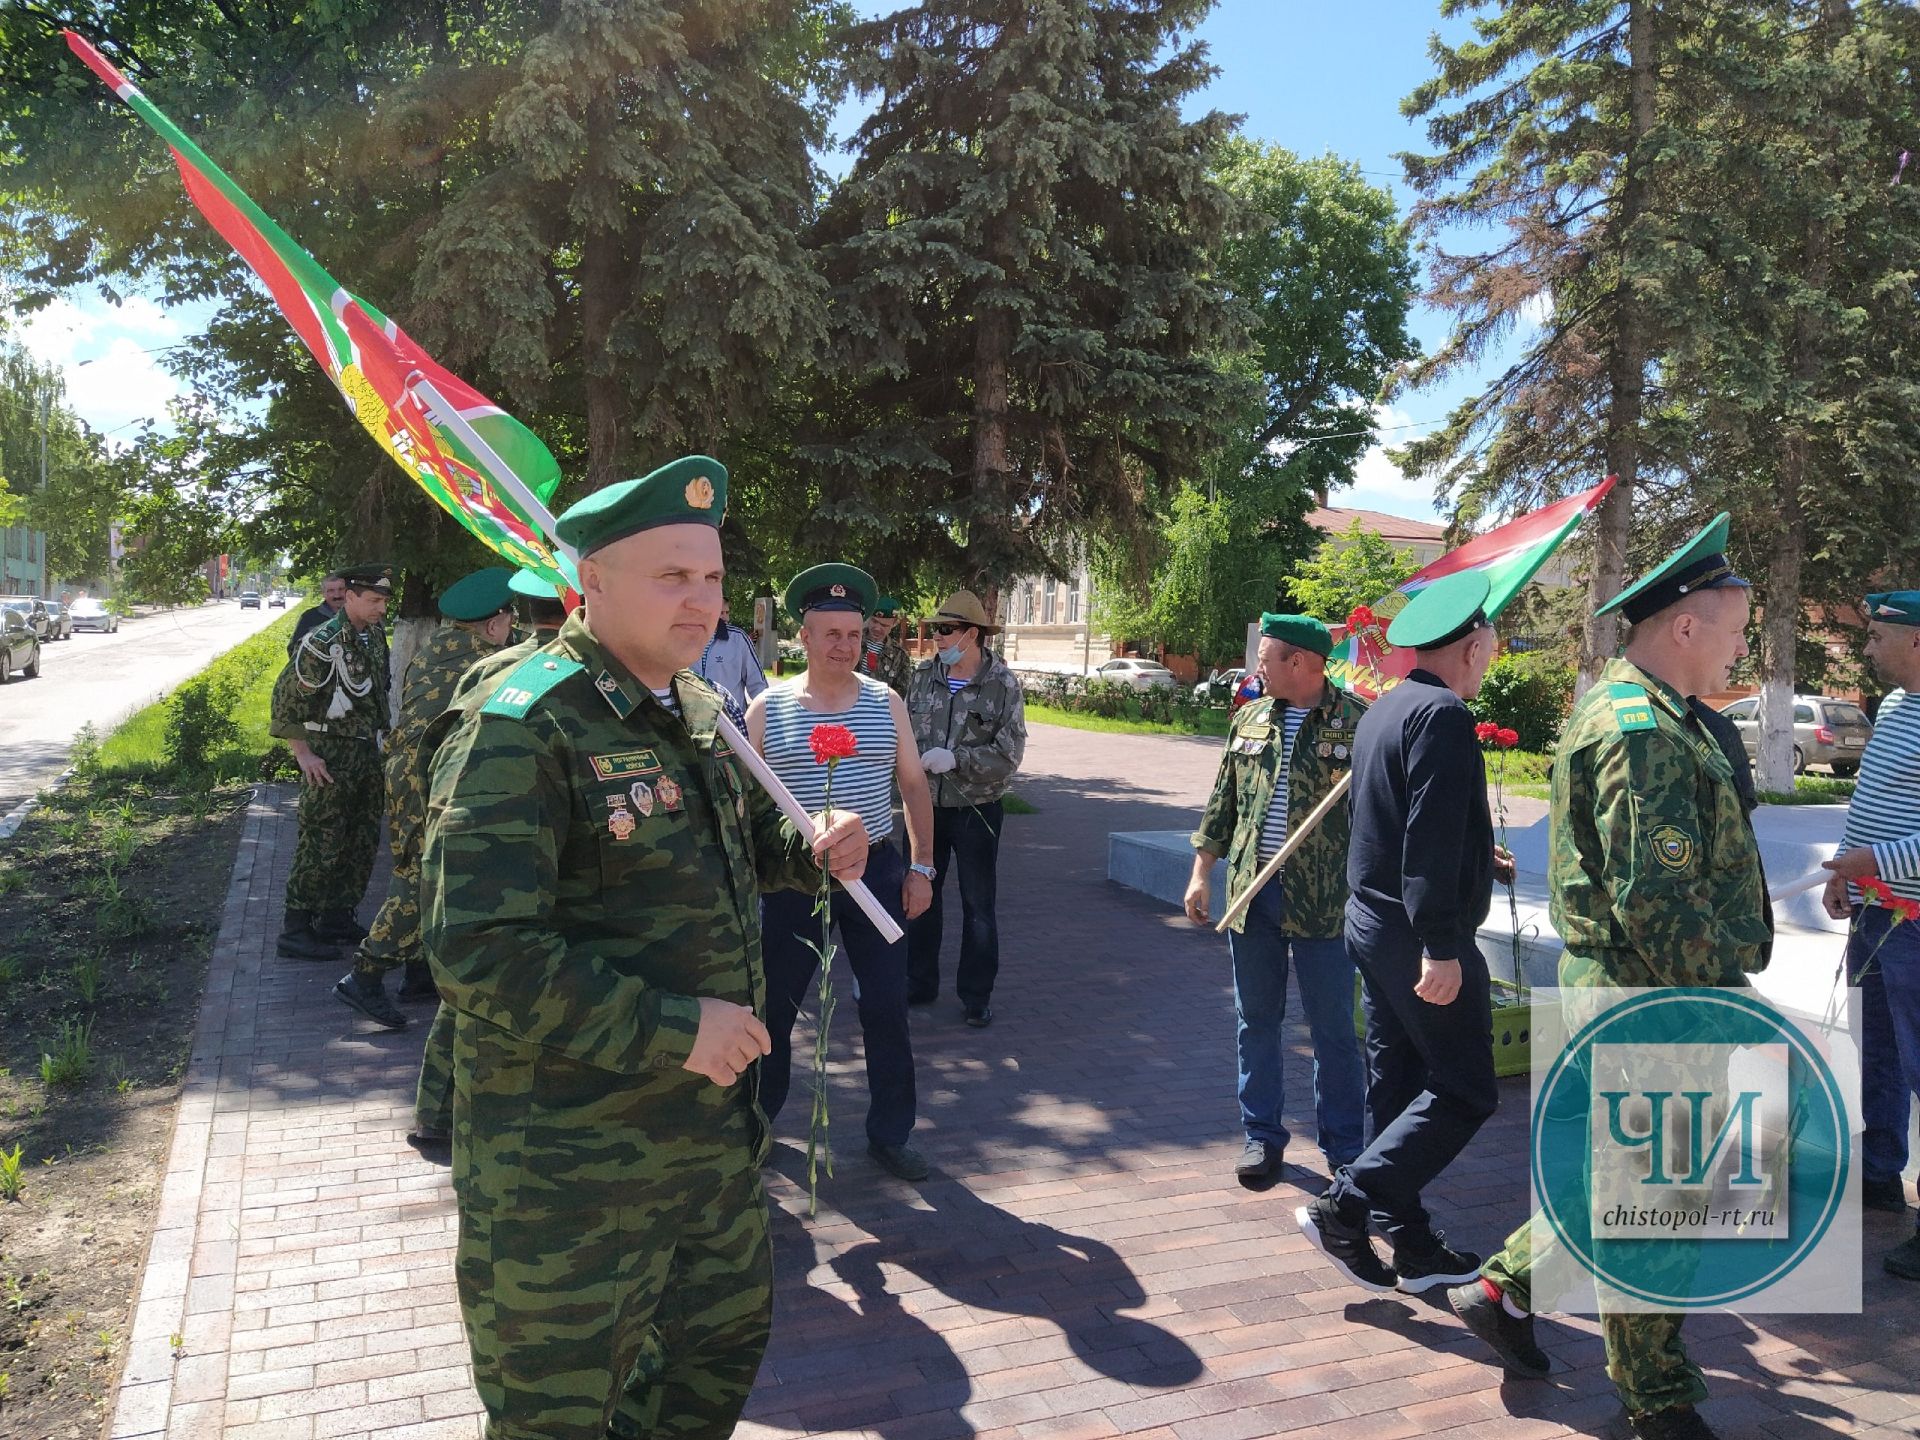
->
[1344,669,1493,959]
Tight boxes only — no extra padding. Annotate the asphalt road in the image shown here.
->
[0,601,286,811]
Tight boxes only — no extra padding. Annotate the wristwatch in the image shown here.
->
[909,862,937,880]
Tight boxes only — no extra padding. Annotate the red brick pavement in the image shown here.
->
[111,729,1920,1440]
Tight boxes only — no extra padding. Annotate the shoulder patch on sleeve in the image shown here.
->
[481,654,585,718]
[1607,682,1658,733]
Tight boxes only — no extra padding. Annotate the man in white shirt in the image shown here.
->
[696,600,768,727]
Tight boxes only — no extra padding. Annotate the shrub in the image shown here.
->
[1471,654,1575,753]
[163,673,243,776]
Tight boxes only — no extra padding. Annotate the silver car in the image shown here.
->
[69,598,121,634]
[1717,694,1873,777]
[1095,657,1179,691]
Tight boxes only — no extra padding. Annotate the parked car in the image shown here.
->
[2,596,50,641]
[69,597,120,633]
[1717,694,1873,776]
[268,592,287,608]
[0,606,42,682]
[42,600,73,640]
[1095,657,1178,691]
[1193,667,1248,706]
[239,590,262,610]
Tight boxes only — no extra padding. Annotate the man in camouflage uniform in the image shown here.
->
[271,563,392,962]
[904,589,1027,1026]
[1186,613,1369,1189]
[1449,514,1770,1440]
[413,567,571,1156]
[334,567,520,1033]
[422,458,869,1440]
[858,595,913,696]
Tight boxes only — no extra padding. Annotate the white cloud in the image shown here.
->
[7,292,193,447]
[1333,403,1446,522]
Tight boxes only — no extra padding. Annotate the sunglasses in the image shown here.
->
[930,622,970,636]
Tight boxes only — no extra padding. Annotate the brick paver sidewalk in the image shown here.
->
[111,732,1920,1440]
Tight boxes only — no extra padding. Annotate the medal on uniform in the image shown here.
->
[629,780,655,817]
[656,775,684,812]
[1318,741,1332,758]
[1333,744,1348,761]
[606,796,636,840]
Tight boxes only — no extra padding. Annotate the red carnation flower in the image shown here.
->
[808,723,859,764]
[1496,727,1520,749]
[1347,604,1377,632]
[1475,721,1500,743]
[1861,876,1895,905]
[1894,897,1920,924]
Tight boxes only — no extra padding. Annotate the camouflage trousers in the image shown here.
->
[355,796,426,977]
[284,736,384,914]
[415,1002,455,1136]
[1482,1217,1707,1415]
[454,1153,772,1440]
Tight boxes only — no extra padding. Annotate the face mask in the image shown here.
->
[938,644,963,667]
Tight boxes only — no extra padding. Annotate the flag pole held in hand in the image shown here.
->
[1214,771,1353,934]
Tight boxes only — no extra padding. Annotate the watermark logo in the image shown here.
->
[1530,988,1860,1315]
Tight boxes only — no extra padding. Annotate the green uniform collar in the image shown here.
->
[1600,656,1690,723]
[555,610,722,738]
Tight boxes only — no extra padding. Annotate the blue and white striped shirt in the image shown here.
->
[1255,707,1310,864]
[761,676,898,843]
[1841,688,1920,902]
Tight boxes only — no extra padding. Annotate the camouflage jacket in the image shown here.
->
[384,624,511,821]
[1549,657,1773,988]
[269,611,390,745]
[1192,683,1370,938]
[858,638,913,697]
[906,647,1028,807]
[421,611,823,1211]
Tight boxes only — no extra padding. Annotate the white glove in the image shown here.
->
[920,747,957,775]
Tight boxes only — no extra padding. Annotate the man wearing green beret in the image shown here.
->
[422,455,870,1440]
[1821,588,1920,1281]
[334,567,520,1034]
[270,563,393,962]
[859,595,914,696]
[1449,515,1768,1440]
[1187,612,1370,1189]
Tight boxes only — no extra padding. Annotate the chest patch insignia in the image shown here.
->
[1650,823,1695,872]
[590,749,661,781]
[606,797,636,841]
[657,775,684,812]
[629,780,656,817]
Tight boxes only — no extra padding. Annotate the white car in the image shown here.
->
[69,598,120,633]
[1095,657,1179,691]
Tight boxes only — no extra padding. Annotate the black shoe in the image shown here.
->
[1884,1231,1920,1280]
[906,987,938,1006]
[1296,1196,1396,1292]
[1863,1175,1911,1214]
[314,909,369,944]
[406,1129,451,1166]
[397,960,438,1002]
[1236,1139,1284,1191]
[333,971,407,1030]
[276,910,341,961]
[868,1141,931,1182]
[963,1003,993,1028]
[1627,1404,1719,1440]
[1446,1280,1551,1378]
[1393,1231,1483,1293]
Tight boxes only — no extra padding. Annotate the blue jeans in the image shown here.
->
[1850,904,1920,1202]
[1226,881,1367,1167]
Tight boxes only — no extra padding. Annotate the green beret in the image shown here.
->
[1258,612,1332,657]
[1596,512,1750,623]
[1864,590,1920,626]
[508,567,563,601]
[784,562,877,619]
[1387,570,1492,649]
[555,456,728,558]
[437,567,515,622]
[338,563,392,593]
[874,594,902,618]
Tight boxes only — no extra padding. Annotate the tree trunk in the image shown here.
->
[580,99,628,494]
[1579,0,1656,695]
[970,302,1012,592]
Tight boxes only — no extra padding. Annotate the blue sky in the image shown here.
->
[12,0,1494,521]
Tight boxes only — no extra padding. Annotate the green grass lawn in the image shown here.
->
[1026,701,1231,739]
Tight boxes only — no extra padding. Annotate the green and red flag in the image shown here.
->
[63,30,579,595]
[1328,474,1617,700]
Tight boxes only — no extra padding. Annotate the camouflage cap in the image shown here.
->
[339,563,393,593]
[437,567,515,622]
[1258,612,1332,657]
[1597,511,1750,623]
[784,562,877,618]
[555,456,728,558]
[1864,590,1920,626]
[1387,569,1491,649]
